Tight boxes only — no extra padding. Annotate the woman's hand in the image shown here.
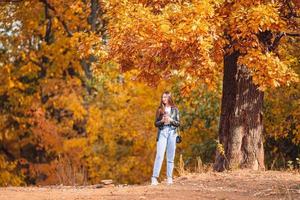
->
[163,115,172,124]
[167,116,173,123]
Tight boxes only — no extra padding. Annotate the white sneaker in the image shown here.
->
[151,177,159,186]
[167,177,173,185]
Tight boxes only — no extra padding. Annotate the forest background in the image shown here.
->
[0,0,299,186]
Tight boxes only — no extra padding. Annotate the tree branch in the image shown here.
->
[269,32,284,52]
[267,31,299,52]
[39,0,73,37]
[285,32,300,37]
[89,0,99,32]
[44,1,52,44]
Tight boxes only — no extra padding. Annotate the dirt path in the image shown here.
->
[1,170,300,200]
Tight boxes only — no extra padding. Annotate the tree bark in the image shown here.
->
[214,51,265,171]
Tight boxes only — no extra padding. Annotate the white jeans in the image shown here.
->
[152,126,177,179]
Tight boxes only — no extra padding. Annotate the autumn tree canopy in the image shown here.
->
[106,0,299,90]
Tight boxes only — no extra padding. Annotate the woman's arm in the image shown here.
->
[155,118,164,127]
[154,110,164,127]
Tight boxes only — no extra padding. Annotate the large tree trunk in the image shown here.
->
[214,51,265,171]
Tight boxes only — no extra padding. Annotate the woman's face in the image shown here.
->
[162,93,169,105]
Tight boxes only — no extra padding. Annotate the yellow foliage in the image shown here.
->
[238,49,299,91]
[264,37,300,144]
[106,0,298,91]
[106,0,221,89]
[0,155,24,186]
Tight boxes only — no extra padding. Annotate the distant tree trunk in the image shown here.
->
[214,51,265,171]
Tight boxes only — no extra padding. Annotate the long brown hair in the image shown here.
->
[156,91,177,118]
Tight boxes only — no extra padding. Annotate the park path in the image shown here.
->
[1,170,299,200]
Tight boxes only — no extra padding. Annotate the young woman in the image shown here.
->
[151,91,180,185]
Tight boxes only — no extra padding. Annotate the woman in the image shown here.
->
[151,91,180,185]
